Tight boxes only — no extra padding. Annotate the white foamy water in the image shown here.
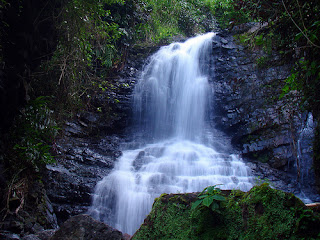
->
[89,33,253,234]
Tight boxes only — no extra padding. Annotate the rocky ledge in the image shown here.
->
[50,214,130,240]
[132,184,320,239]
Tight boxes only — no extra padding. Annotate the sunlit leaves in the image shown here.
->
[134,0,216,42]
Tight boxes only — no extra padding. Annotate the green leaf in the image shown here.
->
[255,34,264,45]
[202,196,214,207]
[295,32,303,41]
[198,187,208,196]
[311,21,320,27]
[198,195,207,199]
[212,195,226,202]
[191,200,202,210]
[310,34,319,42]
[211,202,219,211]
[206,186,215,194]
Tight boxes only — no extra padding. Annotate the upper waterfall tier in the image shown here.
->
[133,32,215,142]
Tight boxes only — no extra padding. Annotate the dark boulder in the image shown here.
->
[21,230,56,240]
[50,214,126,240]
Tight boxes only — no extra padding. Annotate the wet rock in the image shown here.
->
[64,121,85,138]
[270,146,292,168]
[50,214,126,240]
[0,231,21,240]
[21,231,55,240]
[21,235,41,240]
[132,151,145,171]
[221,38,228,44]
[79,112,98,127]
[230,22,260,34]
[222,42,237,49]
[32,230,56,240]
[44,134,123,225]
[211,31,318,200]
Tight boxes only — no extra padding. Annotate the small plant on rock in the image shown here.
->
[191,185,226,213]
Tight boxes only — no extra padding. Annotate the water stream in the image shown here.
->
[89,33,253,235]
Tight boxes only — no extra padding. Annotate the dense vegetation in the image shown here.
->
[133,184,320,239]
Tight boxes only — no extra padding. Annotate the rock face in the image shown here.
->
[21,230,56,240]
[211,31,295,167]
[43,44,160,225]
[209,29,318,200]
[50,214,126,240]
[44,135,120,224]
[132,184,320,239]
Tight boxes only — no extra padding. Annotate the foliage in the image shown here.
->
[191,185,226,212]
[203,0,252,28]
[11,97,59,172]
[37,0,126,117]
[285,58,320,117]
[132,184,320,240]
[133,0,216,43]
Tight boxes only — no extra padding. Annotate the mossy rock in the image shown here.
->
[132,184,320,240]
[132,193,196,240]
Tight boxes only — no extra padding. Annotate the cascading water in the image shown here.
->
[294,112,316,203]
[89,33,253,235]
[297,113,315,184]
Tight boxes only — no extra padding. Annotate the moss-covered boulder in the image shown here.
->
[132,184,320,239]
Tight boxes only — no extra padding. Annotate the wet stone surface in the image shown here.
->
[210,29,319,202]
[44,134,123,225]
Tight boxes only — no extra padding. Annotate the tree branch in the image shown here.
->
[281,0,320,48]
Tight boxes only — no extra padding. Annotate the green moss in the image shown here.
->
[132,193,194,240]
[132,185,320,240]
[240,184,297,239]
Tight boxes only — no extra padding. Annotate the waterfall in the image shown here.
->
[297,113,315,184]
[89,33,253,235]
[133,33,213,142]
